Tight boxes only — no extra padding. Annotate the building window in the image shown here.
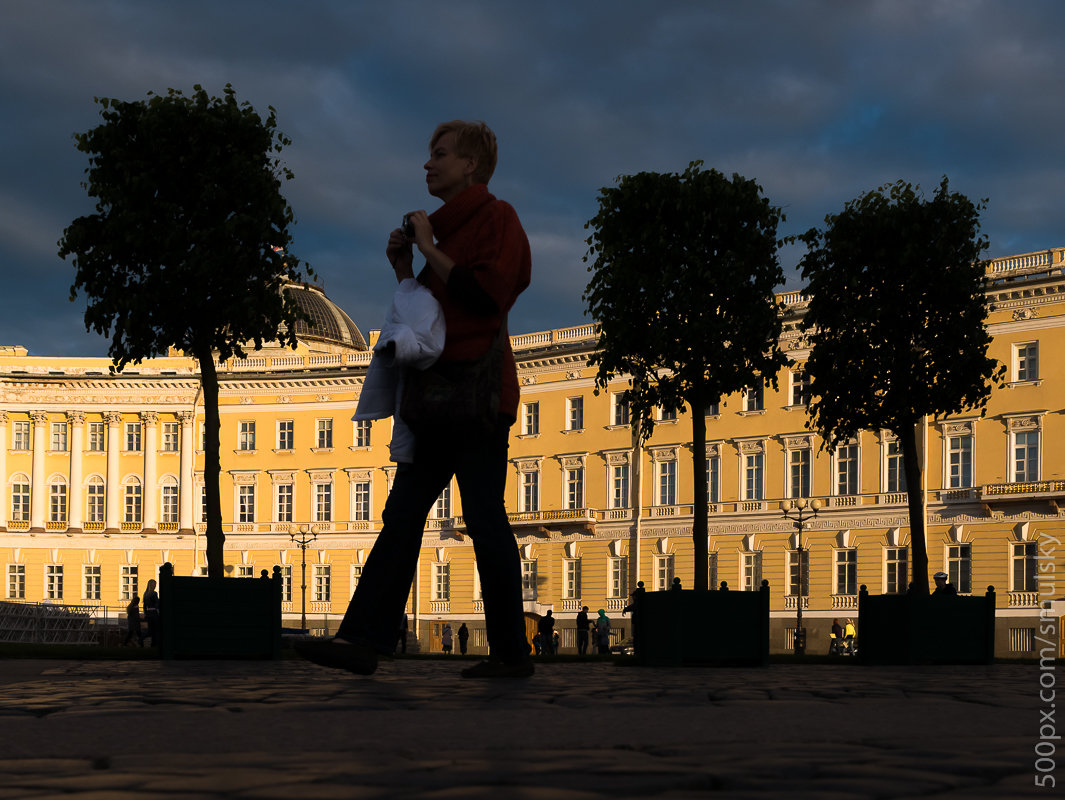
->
[51,422,68,452]
[886,547,908,594]
[281,565,292,603]
[350,564,362,593]
[275,484,293,523]
[707,454,720,505]
[744,386,764,412]
[200,486,207,523]
[791,369,812,406]
[521,559,537,600]
[10,477,30,522]
[432,484,451,519]
[83,565,101,601]
[609,556,628,598]
[657,460,677,506]
[1015,342,1038,381]
[125,422,142,452]
[836,443,859,496]
[49,479,68,523]
[237,565,253,578]
[705,401,720,416]
[612,394,630,426]
[46,565,63,600]
[522,402,539,435]
[88,421,106,451]
[742,551,762,591]
[655,553,675,591]
[161,422,180,452]
[611,464,629,509]
[566,467,584,510]
[121,565,138,600]
[743,452,764,501]
[433,562,450,601]
[354,420,371,448]
[789,448,811,499]
[1013,430,1039,483]
[886,441,907,493]
[86,477,105,524]
[563,559,582,600]
[238,485,256,523]
[835,549,857,596]
[161,480,179,524]
[7,564,26,599]
[316,419,333,449]
[659,406,677,421]
[12,421,31,451]
[788,549,809,597]
[947,435,973,489]
[947,544,972,594]
[1012,542,1038,593]
[566,397,584,431]
[277,420,294,450]
[124,481,142,524]
[520,471,539,513]
[314,483,333,522]
[239,421,256,451]
[314,565,331,602]
[352,481,370,521]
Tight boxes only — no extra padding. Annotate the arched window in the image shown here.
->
[123,476,142,525]
[48,475,68,523]
[85,475,105,524]
[9,473,30,522]
[160,475,179,524]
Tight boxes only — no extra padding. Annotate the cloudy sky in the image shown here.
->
[2,0,1062,358]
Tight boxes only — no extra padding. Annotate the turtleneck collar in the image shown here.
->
[428,183,494,241]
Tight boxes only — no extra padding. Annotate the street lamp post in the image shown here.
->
[780,498,821,656]
[289,524,318,633]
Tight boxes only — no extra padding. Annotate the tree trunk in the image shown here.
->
[197,348,225,578]
[690,379,709,591]
[899,420,929,595]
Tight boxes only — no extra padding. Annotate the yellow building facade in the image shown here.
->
[2,251,1063,656]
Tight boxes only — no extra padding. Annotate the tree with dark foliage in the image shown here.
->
[798,178,1004,595]
[59,85,313,577]
[584,162,788,590]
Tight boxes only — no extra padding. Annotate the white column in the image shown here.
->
[0,411,7,531]
[67,411,85,532]
[29,410,47,532]
[178,411,195,534]
[142,411,158,532]
[105,411,122,532]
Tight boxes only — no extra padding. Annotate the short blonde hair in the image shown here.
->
[431,120,498,184]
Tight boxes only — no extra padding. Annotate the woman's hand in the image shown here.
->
[386,228,414,282]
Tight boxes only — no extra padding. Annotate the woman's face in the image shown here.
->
[425,132,475,202]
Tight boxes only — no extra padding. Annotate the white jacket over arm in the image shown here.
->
[353,278,445,462]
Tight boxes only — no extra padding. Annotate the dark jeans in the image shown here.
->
[577,629,589,655]
[337,417,530,663]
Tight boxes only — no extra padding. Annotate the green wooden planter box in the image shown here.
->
[856,584,996,665]
[158,562,283,660]
[632,580,770,666]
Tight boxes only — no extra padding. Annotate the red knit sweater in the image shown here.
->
[421,183,531,420]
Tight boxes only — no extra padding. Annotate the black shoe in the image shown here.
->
[461,659,535,679]
[295,638,378,675]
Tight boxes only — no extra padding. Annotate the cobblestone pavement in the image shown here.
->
[0,657,1046,798]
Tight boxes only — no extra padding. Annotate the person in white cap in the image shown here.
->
[933,571,957,596]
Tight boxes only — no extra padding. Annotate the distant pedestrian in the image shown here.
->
[397,613,409,654]
[575,606,590,655]
[538,610,555,655]
[552,629,560,654]
[457,622,470,655]
[122,595,143,647]
[843,618,856,655]
[442,623,453,654]
[142,579,160,647]
[933,571,957,596]
[532,632,542,656]
[595,609,611,654]
[830,618,842,655]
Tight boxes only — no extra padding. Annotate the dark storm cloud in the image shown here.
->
[1,0,1062,356]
